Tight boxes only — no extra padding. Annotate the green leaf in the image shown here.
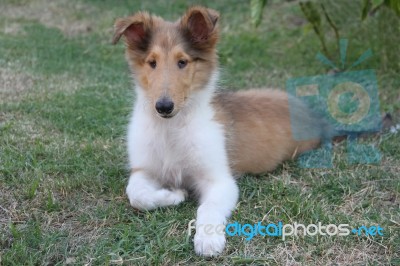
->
[385,0,400,16]
[302,23,314,34]
[361,0,371,20]
[372,0,385,9]
[300,1,329,56]
[251,0,267,27]
[361,0,400,20]
[299,1,321,28]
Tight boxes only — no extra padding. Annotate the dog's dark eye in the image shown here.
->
[149,60,157,69]
[177,59,187,69]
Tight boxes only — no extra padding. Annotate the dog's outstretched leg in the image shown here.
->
[126,171,187,210]
[194,174,238,256]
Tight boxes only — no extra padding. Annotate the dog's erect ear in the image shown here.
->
[180,6,219,50]
[112,12,153,51]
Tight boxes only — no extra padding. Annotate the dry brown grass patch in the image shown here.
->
[0,67,35,104]
[0,0,94,37]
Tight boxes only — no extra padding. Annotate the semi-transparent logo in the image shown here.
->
[286,39,381,168]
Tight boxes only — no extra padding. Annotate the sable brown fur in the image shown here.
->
[213,89,321,174]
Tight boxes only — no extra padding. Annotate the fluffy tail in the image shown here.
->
[329,113,393,143]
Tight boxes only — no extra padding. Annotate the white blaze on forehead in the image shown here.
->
[147,45,171,94]
[152,24,185,53]
[166,29,173,45]
[148,45,163,57]
[151,41,185,54]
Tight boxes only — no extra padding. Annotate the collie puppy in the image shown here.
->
[112,6,325,256]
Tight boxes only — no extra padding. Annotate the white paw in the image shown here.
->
[126,183,147,210]
[194,230,226,257]
[126,185,187,210]
[126,191,151,210]
[162,188,187,206]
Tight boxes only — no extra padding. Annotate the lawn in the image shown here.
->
[0,0,399,265]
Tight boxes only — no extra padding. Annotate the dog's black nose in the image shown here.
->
[155,97,174,115]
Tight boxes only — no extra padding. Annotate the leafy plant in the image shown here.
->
[251,0,399,59]
[362,0,400,20]
[250,0,268,27]
[299,2,330,57]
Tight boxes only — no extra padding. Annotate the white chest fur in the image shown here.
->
[127,87,229,189]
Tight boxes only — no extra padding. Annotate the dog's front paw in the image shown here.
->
[194,230,226,257]
[126,185,187,210]
[163,188,187,206]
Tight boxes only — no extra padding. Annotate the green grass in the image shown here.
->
[0,0,399,265]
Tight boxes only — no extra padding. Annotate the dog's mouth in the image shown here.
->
[158,113,175,119]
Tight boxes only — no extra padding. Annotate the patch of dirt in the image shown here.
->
[0,187,20,227]
[0,67,35,104]
[338,158,400,219]
[317,242,390,265]
[271,240,391,265]
[2,22,25,35]
[0,61,87,103]
[0,0,95,37]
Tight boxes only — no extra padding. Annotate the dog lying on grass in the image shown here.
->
[112,6,333,256]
